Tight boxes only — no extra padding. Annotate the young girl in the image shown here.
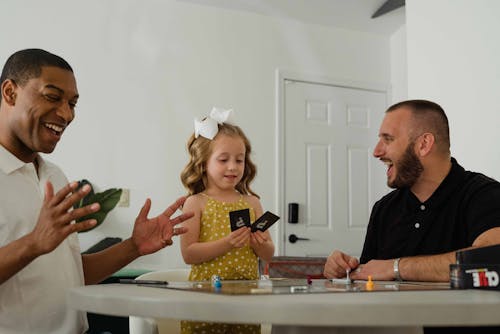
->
[180,108,274,334]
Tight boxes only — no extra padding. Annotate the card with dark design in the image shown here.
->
[229,208,251,231]
[251,211,280,232]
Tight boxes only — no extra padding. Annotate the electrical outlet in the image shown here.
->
[118,188,130,207]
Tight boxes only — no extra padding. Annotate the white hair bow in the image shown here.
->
[194,107,234,140]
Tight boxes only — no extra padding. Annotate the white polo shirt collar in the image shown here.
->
[0,144,26,175]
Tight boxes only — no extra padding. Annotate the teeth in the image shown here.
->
[45,123,63,133]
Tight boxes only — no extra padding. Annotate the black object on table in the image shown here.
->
[83,237,132,334]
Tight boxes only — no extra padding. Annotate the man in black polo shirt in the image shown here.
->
[324,99,500,282]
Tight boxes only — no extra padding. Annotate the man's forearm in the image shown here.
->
[400,228,500,282]
[0,234,41,284]
[399,252,456,282]
[82,238,140,285]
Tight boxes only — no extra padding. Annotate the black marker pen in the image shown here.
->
[119,279,169,285]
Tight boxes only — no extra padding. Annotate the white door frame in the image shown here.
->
[274,69,390,255]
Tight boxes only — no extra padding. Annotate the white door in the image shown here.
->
[282,79,388,257]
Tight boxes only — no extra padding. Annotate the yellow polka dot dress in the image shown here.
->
[181,195,261,334]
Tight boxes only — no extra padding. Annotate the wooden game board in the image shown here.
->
[154,278,450,295]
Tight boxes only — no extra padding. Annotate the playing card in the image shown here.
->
[251,211,280,232]
[229,208,251,231]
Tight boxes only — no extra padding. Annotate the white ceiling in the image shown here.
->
[178,0,405,35]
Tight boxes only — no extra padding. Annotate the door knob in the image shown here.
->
[288,234,310,243]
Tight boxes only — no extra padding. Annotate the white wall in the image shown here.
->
[406,0,500,180]
[0,0,391,270]
[390,25,408,103]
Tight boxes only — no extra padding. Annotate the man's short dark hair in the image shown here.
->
[387,99,450,154]
[0,49,73,103]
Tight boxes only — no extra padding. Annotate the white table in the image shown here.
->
[67,282,500,334]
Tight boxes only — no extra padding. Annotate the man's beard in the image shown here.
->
[388,141,424,189]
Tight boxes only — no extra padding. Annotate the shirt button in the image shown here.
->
[415,222,420,229]
[420,205,426,210]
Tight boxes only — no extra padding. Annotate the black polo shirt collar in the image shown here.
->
[404,157,463,211]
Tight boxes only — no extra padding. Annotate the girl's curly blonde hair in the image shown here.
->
[180,123,259,198]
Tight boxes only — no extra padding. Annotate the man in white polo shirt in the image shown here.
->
[0,49,192,334]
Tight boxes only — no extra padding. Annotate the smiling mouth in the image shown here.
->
[382,159,393,176]
[44,123,64,136]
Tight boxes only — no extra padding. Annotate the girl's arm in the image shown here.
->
[248,196,275,263]
[180,195,251,264]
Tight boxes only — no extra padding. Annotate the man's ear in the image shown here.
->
[416,133,435,157]
[1,79,17,106]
